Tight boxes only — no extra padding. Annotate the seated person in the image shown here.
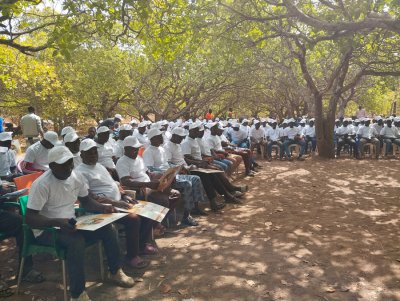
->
[0,132,20,180]
[64,132,82,167]
[357,118,380,159]
[76,139,154,268]
[336,119,358,158]
[26,146,134,301]
[229,123,248,148]
[265,120,283,161]
[144,128,209,225]
[114,124,133,159]
[115,136,180,221]
[303,118,317,153]
[95,126,118,179]
[282,119,306,161]
[197,124,233,174]
[0,180,44,285]
[136,121,150,149]
[249,120,266,157]
[380,119,400,156]
[21,131,59,174]
[60,126,76,143]
[182,123,245,204]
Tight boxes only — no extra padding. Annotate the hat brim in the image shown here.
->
[53,154,74,164]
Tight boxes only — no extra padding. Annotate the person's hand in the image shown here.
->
[103,204,117,213]
[147,180,160,190]
[180,167,189,175]
[122,195,138,204]
[112,200,132,209]
[57,219,76,233]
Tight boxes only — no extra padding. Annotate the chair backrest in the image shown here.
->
[18,195,29,216]
[13,172,43,195]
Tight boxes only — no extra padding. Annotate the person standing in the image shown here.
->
[20,106,44,146]
[356,105,367,119]
[205,109,214,121]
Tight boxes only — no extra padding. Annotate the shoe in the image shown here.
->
[288,157,294,161]
[191,208,208,216]
[210,199,226,211]
[108,269,135,288]
[297,156,305,161]
[254,163,263,168]
[245,172,255,177]
[233,191,244,198]
[71,291,91,301]
[127,256,149,269]
[181,216,199,226]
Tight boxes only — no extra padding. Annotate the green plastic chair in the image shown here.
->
[16,196,105,301]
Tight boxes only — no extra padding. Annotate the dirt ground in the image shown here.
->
[1,157,400,301]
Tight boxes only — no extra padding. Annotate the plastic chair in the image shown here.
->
[13,172,43,195]
[16,195,67,301]
[16,196,105,301]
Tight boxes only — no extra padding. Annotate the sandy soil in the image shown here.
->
[1,157,400,301]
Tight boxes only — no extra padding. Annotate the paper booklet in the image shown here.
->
[191,168,224,174]
[117,201,169,223]
[157,166,181,191]
[75,213,128,231]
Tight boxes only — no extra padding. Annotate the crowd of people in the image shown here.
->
[1,106,400,300]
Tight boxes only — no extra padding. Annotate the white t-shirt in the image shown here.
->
[97,141,115,169]
[380,126,399,139]
[116,155,150,182]
[303,125,316,138]
[142,145,169,171]
[24,141,50,170]
[181,137,202,160]
[357,125,378,139]
[250,127,264,141]
[336,126,353,136]
[75,163,121,200]
[207,135,223,151]
[72,153,82,167]
[196,137,212,156]
[114,140,124,159]
[0,148,16,177]
[136,133,149,149]
[164,141,186,166]
[28,170,88,236]
[230,128,247,143]
[283,127,300,140]
[266,127,280,142]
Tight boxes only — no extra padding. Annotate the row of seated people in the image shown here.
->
[0,119,257,301]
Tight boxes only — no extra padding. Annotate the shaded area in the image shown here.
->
[1,158,400,301]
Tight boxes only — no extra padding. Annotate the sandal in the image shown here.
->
[22,269,45,283]
[0,280,13,298]
[140,243,159,255]
[127,256,149,269]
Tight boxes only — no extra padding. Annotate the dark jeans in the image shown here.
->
[0,210,33,274]
[36,225,120,298]
[337,137,357,157]
[190,171,217,200]
[266,140,283,158]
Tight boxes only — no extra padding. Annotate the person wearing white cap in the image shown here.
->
[303,118,317,154]
[95,126,117,177]
[137,121,150,148]
[249,120,266,158]
[60,126,76,140]
[240,119,250,137]
[297,119,306,133]
[76,138,154,268]
[336,119,358,158]
[26,146,134,301]
[20,106,44,146]
[282,119,306,161]
[114,124,133,159]
[21,131,59,174]
[64,132,82,167]
[356,118,380,159]
[372,116,384,134]
[0,132,19,180]
[265,120,283,161]
[380,118,400,156]
[229,122,248,148]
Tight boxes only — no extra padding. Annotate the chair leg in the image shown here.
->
[16,257,25,295]
[98,242,104,281]
[173,208,177,224]
[62,260,67,301]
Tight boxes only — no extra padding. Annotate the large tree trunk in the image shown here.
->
[314,95,335,158]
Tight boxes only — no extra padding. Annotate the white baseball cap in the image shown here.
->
[48,146,74,164]
[61,126,75,137]
[147,128,163,140]
[0,132,12,141]
[97,126,110,134]
[232,122,240,128]
[80,139,98,152]
[123,136,142,148]
[172,127,186,137]
[253,120,261,125]
[300,119,306,123]
[64,132,79,143]
[189,121,201,130]
[114,114,123,120]
[138,121,148,128]
[43,131,59,146]
[241,119,249,124]
[205,122,218,129]
[119,124,133,131]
